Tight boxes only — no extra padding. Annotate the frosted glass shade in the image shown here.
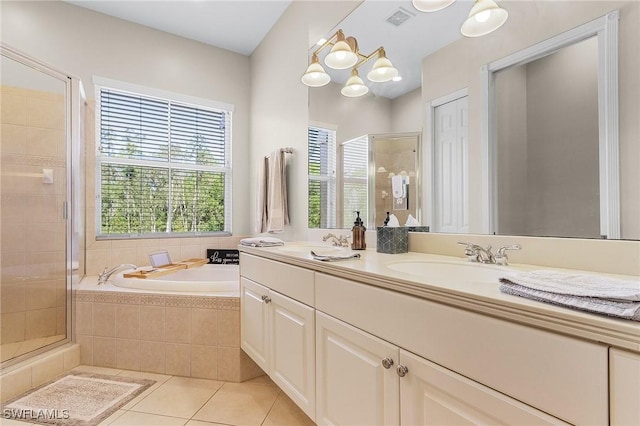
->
[412,0,455,12]
[367,56,399,82]
[325,40,359,69]
[301,61,330,87]
[341,70,369,97]
[461,0,508,37]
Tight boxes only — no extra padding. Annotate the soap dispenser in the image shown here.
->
[351,211,367,250]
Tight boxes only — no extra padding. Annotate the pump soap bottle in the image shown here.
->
[351,211,366,250]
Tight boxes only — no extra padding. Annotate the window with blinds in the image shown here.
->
[97,85,232,238]
[341,136,369,227]
[308,125,337,228]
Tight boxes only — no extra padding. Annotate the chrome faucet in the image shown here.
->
[322,233,351,247]
[98,264,137,285]
[457,242,521,265]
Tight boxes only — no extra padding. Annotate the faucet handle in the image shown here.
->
[495,244,522,265]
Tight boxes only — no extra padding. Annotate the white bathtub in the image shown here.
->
[112,264,239,292]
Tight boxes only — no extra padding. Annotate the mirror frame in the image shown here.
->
[482,11,620,238]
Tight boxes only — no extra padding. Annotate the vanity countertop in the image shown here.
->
[238,243,640,352]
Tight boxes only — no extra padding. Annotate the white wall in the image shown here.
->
[249,1,361,240]
[390,87,422,134]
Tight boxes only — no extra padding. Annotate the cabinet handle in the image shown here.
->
[396,365,408,377]
[261,295,271,304]
[381,357,394,369]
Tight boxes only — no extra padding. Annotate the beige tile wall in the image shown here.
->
[1,85,68,348]
[75,291,263,382]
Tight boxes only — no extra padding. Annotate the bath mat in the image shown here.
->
[1,371,155,426]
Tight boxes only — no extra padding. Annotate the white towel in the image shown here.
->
[240,237,285,247]
[391,175,405,198]
[255,157,268,233]
[266,150,290,233]
[499,270,640,301]
[500,282,640,321]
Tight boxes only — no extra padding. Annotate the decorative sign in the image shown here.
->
[206,249,240,265]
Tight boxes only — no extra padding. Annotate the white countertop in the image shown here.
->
[238,243,640,352]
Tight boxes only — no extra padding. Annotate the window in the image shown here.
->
[308,124,336,228]
[341,136,369,227]
[96,79,232,238]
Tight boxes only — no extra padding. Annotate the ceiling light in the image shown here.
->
[301,54,330,87]
[367,48,399,83]
[412,0,455,13]
[324,30,359,69]
[461,0,508,37]
[341,69,369,97]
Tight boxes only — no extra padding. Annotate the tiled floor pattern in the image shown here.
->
[2,365,315,426]
[1,335,67,362]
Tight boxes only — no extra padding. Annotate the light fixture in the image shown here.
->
[341,69,369,97]
[324,29,359,70]
[412,0,455,13]
[460,0,508,37]
[366,48,399,83]
[301,53,330,87]
[302,29,399,97]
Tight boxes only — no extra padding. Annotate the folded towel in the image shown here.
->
[499,270,640,302]
[500,282,640,321]
[240,237,285,248]
[310,250,361,262]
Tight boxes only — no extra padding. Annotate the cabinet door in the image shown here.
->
[316,311,399,426]
[610,348,640,425]
[269,290,316,421]
[240,277,269,371]
[399,350,569,425]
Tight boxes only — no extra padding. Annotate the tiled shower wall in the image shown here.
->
[1,85,67,345]
[83,101,247,275]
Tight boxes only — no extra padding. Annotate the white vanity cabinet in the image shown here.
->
[240,254,316,420]
[316,311,400,426]
[316,310,567,426]
[610,348,640,425]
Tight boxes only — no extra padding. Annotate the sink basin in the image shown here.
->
[386,260,511,283]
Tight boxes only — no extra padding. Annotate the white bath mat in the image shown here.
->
[1,371,155,426]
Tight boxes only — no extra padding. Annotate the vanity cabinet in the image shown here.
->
[610,348,640,425]
[239,255,316,420]
[316,311,567,426]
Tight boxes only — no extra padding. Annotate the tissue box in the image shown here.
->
[376,227,408,254]
[407,226,430,233]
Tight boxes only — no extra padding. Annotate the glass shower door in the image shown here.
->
[1,52,70,364]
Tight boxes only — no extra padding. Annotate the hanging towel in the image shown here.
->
[266,149,290,233]
[254,157,269,233]
[499,270,640,301]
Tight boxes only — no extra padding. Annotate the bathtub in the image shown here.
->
[112,264,239,292]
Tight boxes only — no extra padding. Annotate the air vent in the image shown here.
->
[385,7,415,27]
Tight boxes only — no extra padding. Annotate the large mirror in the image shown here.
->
[307,0,639,240]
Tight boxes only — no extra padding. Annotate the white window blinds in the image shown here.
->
[341,135,369,228]
[308,125,337,228]
[97,86,232,238]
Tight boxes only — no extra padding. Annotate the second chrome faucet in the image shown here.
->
[457,242,521,265]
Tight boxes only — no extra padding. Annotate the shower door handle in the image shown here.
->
[63,201,68,220]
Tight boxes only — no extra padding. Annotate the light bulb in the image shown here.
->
[475,10,491,23]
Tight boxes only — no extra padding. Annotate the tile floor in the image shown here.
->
[3,365,315,426]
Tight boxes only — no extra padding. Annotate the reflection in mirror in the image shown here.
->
[495,37,600,238]
[372,134,420,227]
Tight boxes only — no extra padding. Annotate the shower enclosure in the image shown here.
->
[1,45,83,367]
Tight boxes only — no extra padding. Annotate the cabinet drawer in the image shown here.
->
[316,273,608,425]
[240,253,314,306]
[610,348,640,425]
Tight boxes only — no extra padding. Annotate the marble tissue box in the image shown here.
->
[376,227,409,254]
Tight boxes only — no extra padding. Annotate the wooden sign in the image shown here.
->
[207,249,240,265]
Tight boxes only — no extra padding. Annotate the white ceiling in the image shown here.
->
[65,0,292,56]
[65,0,474,99]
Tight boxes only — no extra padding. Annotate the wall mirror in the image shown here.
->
[307,0,639,240]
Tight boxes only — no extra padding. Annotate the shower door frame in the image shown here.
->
[1,44,82,369]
